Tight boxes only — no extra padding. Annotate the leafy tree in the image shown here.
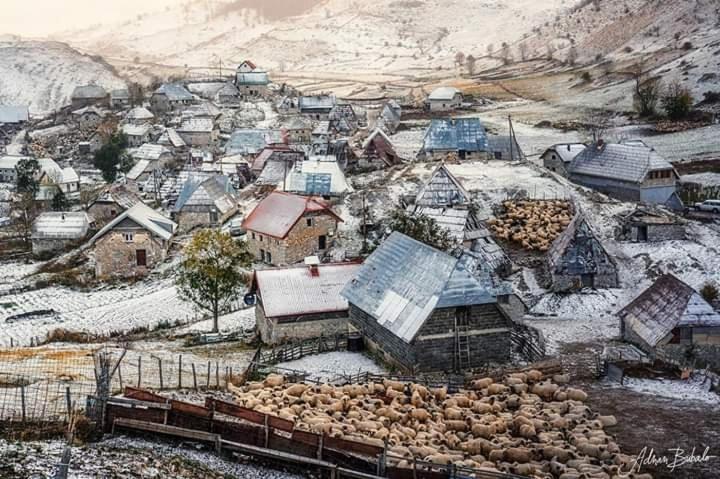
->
[93,133,129,183]
[176,230,253,333]
[15,158,40,195]
[388,208,455,252]
[700,282,719,305]
[51,190,69,211]
[662,81,693,121]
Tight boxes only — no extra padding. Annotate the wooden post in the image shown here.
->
[215,362,219,389]
[192,363,198,391]
[317,434,324,460]
[117,363,123,392]
[206,361,211,389]
[178,355,183,389]
[229,367,233,385]
[137,356,142,388]
[65,386,72,416]
[158,357,164,390]
[20,385,26,422]
[263,414,269,448]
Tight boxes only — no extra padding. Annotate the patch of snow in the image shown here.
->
[176,308,256,335]
[275,351,387,383]
[606,376,720,405]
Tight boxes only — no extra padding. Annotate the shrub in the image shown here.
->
[662,81,694,120]
[701,282,719,304]
[682,41,693,50]
[581,71,592,83]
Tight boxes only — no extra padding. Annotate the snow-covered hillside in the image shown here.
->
[0,40,126,116]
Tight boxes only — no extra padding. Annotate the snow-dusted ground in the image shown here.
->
[682,173,720,188]
[176,307,256,335]
[0,436,303,479]
[276,351,387,383]
[606,376,720,405]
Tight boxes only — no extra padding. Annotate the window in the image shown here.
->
[260,249,266,262]
[123,233,134,243]
[266,251,272,264]
[209,210,218,223]
[251,232,256,240]
[136,249,147,267]
[259,235,263,242]
[319,235,327,250]
[306,218,313,227]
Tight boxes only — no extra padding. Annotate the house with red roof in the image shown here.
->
[242,192,343,265]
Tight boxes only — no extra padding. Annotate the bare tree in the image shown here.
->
[455,51,466,67]
[501,42,513,65]
[582,111,614,143]
[546,43,557,60]
[567,45,579,66]
[519,42,529,62]
[632,67,662,117]
[486,44,495,58]
[466,55,477,75]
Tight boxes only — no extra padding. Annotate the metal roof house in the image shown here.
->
[421,118,489,161]
[299,95,336,120]
[341,232,513,372]
[243,192,342,266]
[224,129,285,156]
[568,141,682,209]
[284,157,353,199]
[150,83,194,113]
[616,206,685,243]
[547,213,618,292]
[487,135,525,161]
[251,261,362,344]
[426,87,463,112]
[359,128,401,170]
[31,212,91,257]
[172,173,238,232]
[541,143,586,176]
[619,274,720,368]
[71,85,108,109]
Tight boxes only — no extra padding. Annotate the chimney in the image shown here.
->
[567,144,571,151]
[304,256,321,277]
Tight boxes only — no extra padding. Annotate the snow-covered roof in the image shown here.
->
[619,274,720,347]
[110,89,130,99]
[225,129,284,155]
[299,95,336,112]
[182,102,221,119]
[130,144,171,161]
[126,159,151,181]
[0,156,60,177]
[217,83,239,97]
[341,232,499,344]
[542,143,586,164]
[91,185,142,210]
[285,158,353,196]
[243,192,341,239]
[122,123,151,137]
[60,166,79,184]
[255,262,361,318]
[158,128,186,148]
[127,107,154,121]
[71,85,107,100]
[423,118,488,153]
[173,174,237,214]
[236,71,270,86]
[428,87,461,101]
[32,212,90,240]
[155,83,193,102]
[90,202,176,244]
[570,142,676,184]
[178,118,215,133]
[0,106,29,123]
[283,116,312,130]
[415,163,471,207]
[72,106,108,117]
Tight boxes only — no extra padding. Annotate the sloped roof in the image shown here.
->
[158,128,186,148]
[178,118,215,133]
[182,102,221,119]
[242,192,341,239]
[174,174,237,214]
[299,95,336,111]
[122,123,151,137]
[72,106,108,117]
[381,100,401,124]
[156,83,193,102]
[111,89,130,99]
[92,185,142,210]
[283,116,312,130]
[619,274,720,347]
[0,106,29,123]
[127,107,154,121]
[71,85,107,100]
[130,144,171,161]
[415,164,471,207]
[285,158,353,196]
[428,87,462,101]
[217,83,239,97]
[487,135,525,161]
[236,71,270,86]
[32,212,90,240]
[542,143,586,164]
[570,142,675,183]
[60,167,79,184]
[548,213,616,274]
[341,232,499,343]
[126,160,151,180]
[90,202,176,244]
[423,118,487,153]
[225,129,284,155]
[255,263,362,318]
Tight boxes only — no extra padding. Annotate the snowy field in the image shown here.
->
[276,351,387,383]
[606,376,720,405]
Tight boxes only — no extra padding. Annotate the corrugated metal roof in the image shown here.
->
[130,144,171,161]
[158,128,186,148]
[619,274,720,347]
[341,232,498,343]
[570,142,675,183]
[0,106,29,123]
[236,71,270,85]
[90,202,176,244]
[542,143,586,164]
[71,85,107,99]
[548,213,616,274]
[428,87,461,101]
[174,174,237,214]
[242,192,341,239]
[299,95,336,111]
[255,263,361,318]
[32,212,90,240]
[225,129,283,155]
[156,83,194,102]
[178,118,214,133]
[285,158,352,196]
[415,164,471,207]
[422,118,488,153]
[126,160,151,180]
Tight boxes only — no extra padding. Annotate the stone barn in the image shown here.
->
[619,274,720,369]
[251,260,362,345]
[547,214,618,292]
[420,118,489,161]
[89,203,177,279]
[31,212,91,257]
[341,232,514,373]
[358,128,401,170]
[173,174,238,232]
[242,192,343,266]
[87,185,142,225]
[616,207,685,242]
[541,143,586,177]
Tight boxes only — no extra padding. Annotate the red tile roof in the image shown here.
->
[242,191,342,239]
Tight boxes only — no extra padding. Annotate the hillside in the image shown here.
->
[0,41,127,116]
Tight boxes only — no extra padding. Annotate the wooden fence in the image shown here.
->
[107,387,529,479]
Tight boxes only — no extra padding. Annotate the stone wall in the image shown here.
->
[256,305,349,345]
[542,154,569,177]
[246,212,338,266]
[32,238,75,257]
[94,230,166,279]
[659,344,720,371]
[87,202,122,225]
[348,304,417,371]
[239,85,268,98]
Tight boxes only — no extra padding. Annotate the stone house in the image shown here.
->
[87,185,142,225]
[283,157,353,199]
[487,135,524,161]
[616,207,685,242]
[358,128,401,170]
[121,123,152,147]
[173,174,238,232]
[71,106,108,129]
[420,118,489,161]
[176,118,217,147]
[299,95,336,120]
[282,116,313,144]
[89,203,177,279]
[236,71,270,98]
[251,260,362,345]
[341,232,513,373]
[70,85,108,109]
[426,87,463,112]
[569,141,682,209]
[150,83,194,113]
[547,213,618,292]
[36,167,80,202]
[126,107,155,125]
[242,192,342,266]
[619,274,720,369]
[110,89,131,109]
[31,212,91,257]
[541,143,586,176]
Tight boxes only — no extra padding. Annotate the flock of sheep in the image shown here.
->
[230,371,646,479]
[488,200,573,252]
